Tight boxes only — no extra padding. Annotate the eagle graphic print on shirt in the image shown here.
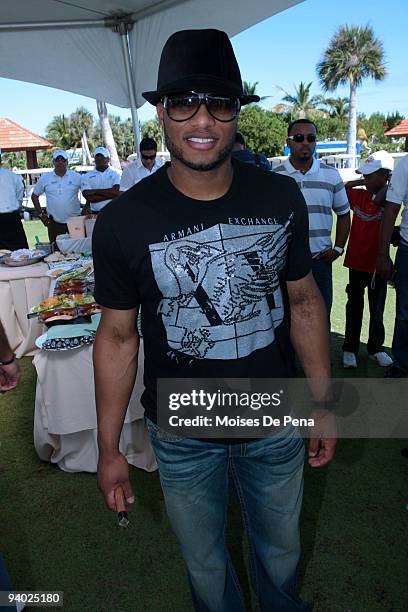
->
[149,219,292,360]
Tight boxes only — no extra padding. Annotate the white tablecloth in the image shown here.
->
[56,234,92,253]
[33,340,157,473]
[0,262,50,357]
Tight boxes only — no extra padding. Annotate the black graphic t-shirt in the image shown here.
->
[93,160,311,423]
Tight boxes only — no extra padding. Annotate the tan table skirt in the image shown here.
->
[33,340,157,473]
[0,263,50,357]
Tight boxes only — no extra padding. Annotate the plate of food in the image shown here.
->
[28,293,97,318]
[3,248,48,267]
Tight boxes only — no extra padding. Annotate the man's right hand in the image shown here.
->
[97,452,135,512]
[376,252,394,279]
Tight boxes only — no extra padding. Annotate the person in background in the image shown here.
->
[231,130,271,170]
[0,148,28,251]
[342,150,394,369]
[273,119,350,321]
[31,149,81,245]
[119,137,163,192]
[81,147,121,214]
[376,153,408,378]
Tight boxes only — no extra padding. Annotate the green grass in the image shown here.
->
[23,220,48,248]
[0,223,405,611]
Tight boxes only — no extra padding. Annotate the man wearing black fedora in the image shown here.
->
[93,28,335,612]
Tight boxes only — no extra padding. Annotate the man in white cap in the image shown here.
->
[120,137,163,192]
[31,149,82,245]
[342,150,394,369]
[81,146,121,214]
[377,152,408,378]
[0,148,27,250]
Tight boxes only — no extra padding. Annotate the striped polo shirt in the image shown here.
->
[273,158,350,256]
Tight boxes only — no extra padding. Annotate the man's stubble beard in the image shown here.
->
[164,126,235,172]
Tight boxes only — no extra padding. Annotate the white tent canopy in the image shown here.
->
[0,0,303,145]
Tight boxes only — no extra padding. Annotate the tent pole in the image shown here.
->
[117,24,140,153]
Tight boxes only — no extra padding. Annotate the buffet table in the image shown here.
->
[33,340,157,473]
[0,262,50,357]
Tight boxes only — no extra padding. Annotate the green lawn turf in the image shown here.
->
[22,220,48,248]
[0,223,405,611]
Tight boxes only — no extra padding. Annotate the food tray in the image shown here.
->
[2,253,47,267]
[36,332,96,351]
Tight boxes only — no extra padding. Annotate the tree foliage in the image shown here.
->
[140,118,164,150]
[319,96,349,121]
[272,81,323,119]
[238,106,287,157]
[46,108,95,151]
[242,81,271,101]
[317,25,386,90]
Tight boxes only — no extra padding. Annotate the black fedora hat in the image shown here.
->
[142,29,260,106]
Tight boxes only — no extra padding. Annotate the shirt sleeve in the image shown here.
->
[332,171,350,215]
[32,174,46,196]
[387,158,408,205]
[119,165,135,191]
[285,181,312,281]
[92,210,140,310]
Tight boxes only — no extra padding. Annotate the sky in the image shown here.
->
[0,0,407,138]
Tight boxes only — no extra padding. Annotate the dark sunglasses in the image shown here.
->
[163,92,241,122]
[141,153,156,160]
[288,133,317,143]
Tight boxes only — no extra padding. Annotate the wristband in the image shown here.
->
[333,246,344,255]
[0,354,15,366]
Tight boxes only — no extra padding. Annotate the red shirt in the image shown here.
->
[344,187,383,273]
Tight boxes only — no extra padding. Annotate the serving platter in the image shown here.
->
[2,252,48,267]
[35,332,95,351]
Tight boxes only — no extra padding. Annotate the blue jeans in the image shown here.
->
[392,242,408,371]
[146,420,310,612]
[311,259,332,320]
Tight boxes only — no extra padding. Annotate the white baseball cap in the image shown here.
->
[53,149,68,160]
[357,150,394,175]
[94,146,110,158]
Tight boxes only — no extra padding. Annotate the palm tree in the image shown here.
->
[320,96,350,121]
[317,25,386,166]
[242,81,270,101]
[46,114,73,149]
[272,81,322,119]
[96,100,121,170]
[69,106,95,150]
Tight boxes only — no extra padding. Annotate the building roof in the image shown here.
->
[0,118,53,152]
[384,118,408,137]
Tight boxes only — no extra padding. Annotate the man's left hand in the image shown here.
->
[308,409,337,467]
[315,248,340,263]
